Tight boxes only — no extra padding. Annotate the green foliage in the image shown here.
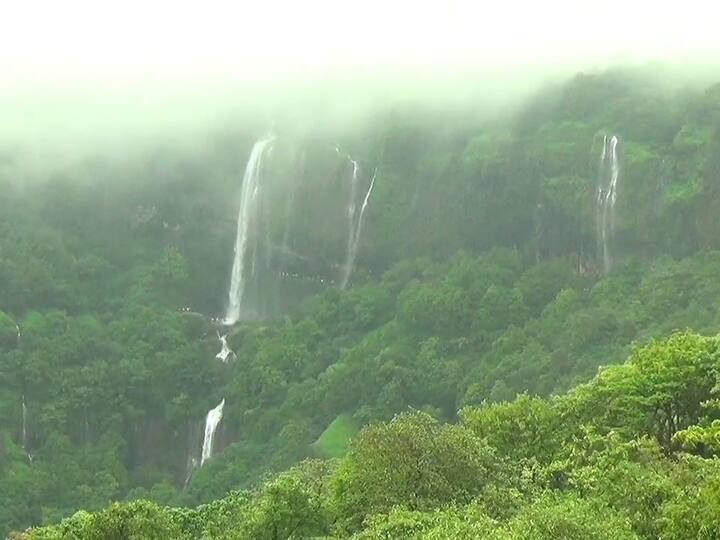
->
[22,329,720,538]
[354,505,497,539]
[502,493,637,539]
[312,413,360,458]
[27,501,185,540]
[560,332,719,451]
[460,394,559,461]
[8,69,720,537]
[330,412,500,533]
[659,465,720,540]
[674,420,720,456]
[230,461,331,539]
[0,310,18,349]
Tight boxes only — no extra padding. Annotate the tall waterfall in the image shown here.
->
[340,159,377,290]
[21,394,27,450]
[596,135,620,273]
[224,136,275,325]
[200,398,225,465]
[195,138,276,472]
[340,157,360,288]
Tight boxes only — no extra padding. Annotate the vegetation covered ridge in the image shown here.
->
[2,69,720,535]
[21,331,720,538]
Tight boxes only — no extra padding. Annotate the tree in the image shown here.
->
[235,461,330,539]
[330,412,500,533]
[461,394,559,462]
[502,493,637,540]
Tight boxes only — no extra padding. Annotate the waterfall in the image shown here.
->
[224,136,275,325]
[356,169,377,245]
[184,456,198,487]
[596,135,620,273]
[215,332,235,362]
[340,158,360,288]
[198,137,275,473]
[21,394,27,450]
[607,136,620,234]
[21,394,32,462]
[596,136,607,270]
[339,157,378,289]
[200,399,225,465]
[341,168,377,289]
[199,334,233,469]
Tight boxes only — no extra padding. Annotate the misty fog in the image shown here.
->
[3,1,720,537]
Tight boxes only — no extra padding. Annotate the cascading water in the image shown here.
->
[339,154,377,289]
[193,138,276,473]
[195,138,379,473]
[21,394,27,450]
[607,136,620,232]
[340,157,360,288]
[355,169,377,247]
[596,135,620,273]
[193,330,234,471]
[596,136,607,269]
[200,398,225,465]
[215,332,235,363]
[224,136,275,325]
[184,456,198,487]
[341,168,377,289]
[191,137,279,476]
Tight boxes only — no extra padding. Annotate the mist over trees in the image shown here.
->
[2,66,720,537]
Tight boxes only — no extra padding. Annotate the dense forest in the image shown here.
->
[2,67,720,537]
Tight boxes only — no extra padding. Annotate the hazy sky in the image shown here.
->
[2,0,718,83]
[1,0,718,157]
